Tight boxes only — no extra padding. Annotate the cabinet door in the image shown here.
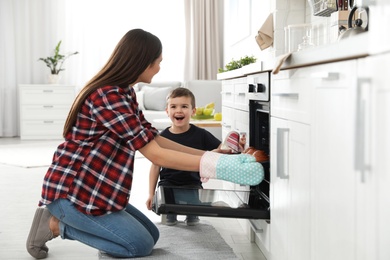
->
[310,60,358,260]
[270,117,311,260]
[357,53,390,260]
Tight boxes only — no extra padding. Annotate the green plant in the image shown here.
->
[38,41,79,75]
[218,55,257,73]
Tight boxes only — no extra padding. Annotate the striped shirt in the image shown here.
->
[39,85,159,215]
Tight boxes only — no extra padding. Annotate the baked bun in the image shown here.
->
[252,150,269,162]
[243,146,256,155]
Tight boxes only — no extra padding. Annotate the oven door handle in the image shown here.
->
[256,108,269,114]
[277,128,289,179]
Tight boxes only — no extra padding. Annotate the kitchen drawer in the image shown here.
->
[20,105,70,120]
[221,106,234,133]
[250,219,270,254]
[234,109,249,134]
[19,86,75,105]
[233,81,249,111]
[20,120,65,139]
[221,82,235,108]
[271,69,314,124]
[272,61,355,124]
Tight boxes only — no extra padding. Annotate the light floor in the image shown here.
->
[0,138,266,260]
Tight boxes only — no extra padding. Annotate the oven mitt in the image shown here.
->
[200,151,264,185]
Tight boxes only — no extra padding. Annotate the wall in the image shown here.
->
[223,0,341,64]
[222,0,272,65]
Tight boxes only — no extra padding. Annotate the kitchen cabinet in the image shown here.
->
[310,59,358,260]
[270,54,390,260]
[270,68,312,260]
[19,84,75,140]
[356,52,390,260]
[221,77,250,191]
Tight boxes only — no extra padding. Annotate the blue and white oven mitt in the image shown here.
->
[200,151,264,185]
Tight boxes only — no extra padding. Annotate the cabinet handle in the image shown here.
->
[277,128,289,179]
[249,219,263,233]
[355,78,372,182]
[310,72,340,80]
[43,105,54,109]
[43,90,54,93]
[43,121,54,124]
[272,93,299,99]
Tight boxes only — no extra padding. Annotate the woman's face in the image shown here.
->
[137,54,162,83]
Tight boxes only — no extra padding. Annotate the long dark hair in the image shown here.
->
[63,29,162,137]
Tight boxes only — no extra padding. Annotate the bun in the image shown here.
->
[252,150,269,162]
[243,146,256,155]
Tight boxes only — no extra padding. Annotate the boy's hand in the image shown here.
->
[146,195,154,210]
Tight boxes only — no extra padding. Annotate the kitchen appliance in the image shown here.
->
[338,5,369,40]
[152,72,271,220]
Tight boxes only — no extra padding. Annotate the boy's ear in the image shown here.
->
[191,107,196,116]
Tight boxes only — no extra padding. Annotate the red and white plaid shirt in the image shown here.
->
[39,85,159,215]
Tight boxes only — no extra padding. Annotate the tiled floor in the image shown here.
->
[0,138,266,260]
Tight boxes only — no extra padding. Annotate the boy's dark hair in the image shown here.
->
[167,87,196,108]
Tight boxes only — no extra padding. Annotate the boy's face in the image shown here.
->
[166,96,196,127]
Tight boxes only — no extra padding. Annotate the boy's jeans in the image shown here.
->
[47,198,159,258]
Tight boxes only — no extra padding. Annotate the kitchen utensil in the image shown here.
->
[338,5,369,40]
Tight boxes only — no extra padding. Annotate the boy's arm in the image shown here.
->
[146,163,161,210]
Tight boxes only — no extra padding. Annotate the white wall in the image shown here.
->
[223,0,272,65]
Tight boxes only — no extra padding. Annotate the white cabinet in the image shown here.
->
[270,67,312,260]
[269,55,390,260]
[220,77,250,189]
[310,60,358,260]
[221,77,250,142]
[19,84,75,140]
[356,52,390,260]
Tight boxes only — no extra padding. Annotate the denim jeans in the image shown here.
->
[46,199,159,258]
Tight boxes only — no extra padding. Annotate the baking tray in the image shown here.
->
[152,186,270,220]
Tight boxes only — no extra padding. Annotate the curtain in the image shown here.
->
[184,0,224,81]
[0,0,185,137]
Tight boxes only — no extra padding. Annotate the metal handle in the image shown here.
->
[43,90,54,93]
[249,219,263,233]
[272,93,299,99]
[277,128,289,179]
[310,72,340,80]
[43,105,54,109]
[354,77,372,182]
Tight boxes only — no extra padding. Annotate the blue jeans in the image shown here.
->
[46,199,159,258]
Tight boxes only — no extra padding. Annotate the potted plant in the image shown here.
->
[38,40,79,84]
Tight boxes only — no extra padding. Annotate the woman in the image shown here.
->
[26,28,263,259]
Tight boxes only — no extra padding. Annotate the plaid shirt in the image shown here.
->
[39,85,159,215]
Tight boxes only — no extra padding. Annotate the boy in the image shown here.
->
[146,87,221,226]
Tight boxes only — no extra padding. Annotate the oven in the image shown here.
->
[152,71,271,221]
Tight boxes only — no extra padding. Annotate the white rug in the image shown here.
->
[99,222,239,260]
[0,141,59,168]
[0,141,145,168]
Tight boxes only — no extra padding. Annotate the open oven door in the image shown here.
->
[152,183,270,220]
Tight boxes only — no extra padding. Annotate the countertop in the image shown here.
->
[217,32,371,80]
